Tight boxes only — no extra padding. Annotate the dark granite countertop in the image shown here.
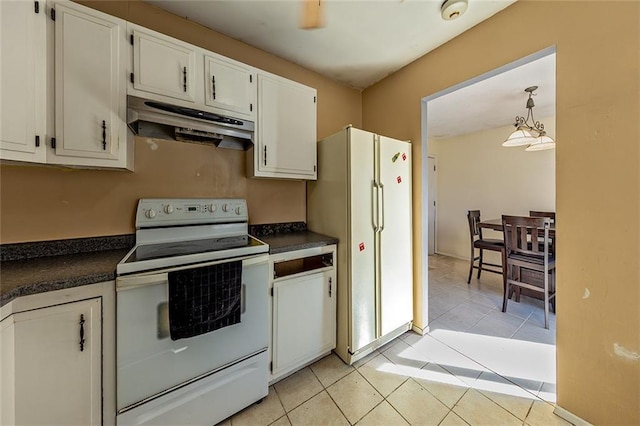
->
[0,223,338,307]
[0,235,133,308]
[250,222,338,255]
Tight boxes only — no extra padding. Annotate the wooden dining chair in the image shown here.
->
[529,211,555,222]
[529,210,556,253]
[466,210,503,284]
[502,215,556,329]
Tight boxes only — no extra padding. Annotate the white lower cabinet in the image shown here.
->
[0,282,115,426]
[270,245,336,382]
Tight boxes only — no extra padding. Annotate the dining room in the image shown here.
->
[418,50,559,412]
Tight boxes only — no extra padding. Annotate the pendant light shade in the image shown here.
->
[502,128,536,147]
[504,86,555,151]
[525,134,556,151]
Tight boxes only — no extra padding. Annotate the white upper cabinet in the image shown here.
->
[131,25,197,103]
[51,1,130,169]
[1,0,132,170]
[204,54,255,119]
[250,73,317,180]
[0,0,47,163]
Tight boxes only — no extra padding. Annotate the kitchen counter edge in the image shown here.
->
[0,235,134,308]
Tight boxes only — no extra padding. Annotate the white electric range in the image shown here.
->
[115,198,269,426]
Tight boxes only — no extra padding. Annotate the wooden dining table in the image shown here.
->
[478,218,556,237]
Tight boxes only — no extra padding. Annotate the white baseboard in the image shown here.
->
[433,250,468,261]
[553,405,592,426]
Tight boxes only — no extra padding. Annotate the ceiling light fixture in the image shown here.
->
[441,0,468,21]
[502,86,555,151]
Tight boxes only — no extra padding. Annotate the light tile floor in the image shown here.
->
[219,254,568,426]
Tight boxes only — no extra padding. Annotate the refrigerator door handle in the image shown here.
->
[378,182,385,232]
[372,180,380,232]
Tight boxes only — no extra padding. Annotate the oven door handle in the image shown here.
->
[116,253,268,291]
[117,273,168,291]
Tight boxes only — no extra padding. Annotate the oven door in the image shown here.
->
[116,254,269,413]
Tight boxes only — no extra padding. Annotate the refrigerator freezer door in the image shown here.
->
[348,128,377,353]
[378,136,413,336]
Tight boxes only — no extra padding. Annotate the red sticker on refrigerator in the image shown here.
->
[397,176,402,184]
[359,242,365,251]
[402,153,407,161]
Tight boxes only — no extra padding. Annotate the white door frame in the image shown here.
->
[427,155,437,256]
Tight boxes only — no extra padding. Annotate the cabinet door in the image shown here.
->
[132,28,197,103]
[0,0,47,163]
[10,298,101,425]
[256,74,317,179]
[272,271,335,375]
[204,55,255,118]
[53,2,128,165]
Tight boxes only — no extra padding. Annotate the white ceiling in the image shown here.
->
[144,0,554,139]
[427,53,556,139]
[145,0,516,90]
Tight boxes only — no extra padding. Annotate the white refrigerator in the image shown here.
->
[307,126,413,364]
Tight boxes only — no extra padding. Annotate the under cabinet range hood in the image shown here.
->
[127,96,254,150]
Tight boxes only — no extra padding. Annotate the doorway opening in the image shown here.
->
[420,46,557,404]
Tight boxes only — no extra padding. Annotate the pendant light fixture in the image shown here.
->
[503,86,555,151]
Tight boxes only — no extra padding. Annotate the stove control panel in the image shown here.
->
[135,198,247,228]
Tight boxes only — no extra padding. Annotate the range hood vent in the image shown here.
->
[127,96,254,150]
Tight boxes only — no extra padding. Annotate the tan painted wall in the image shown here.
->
[0,0,362,243]
[432,119,555,262]
[362,1,639,423]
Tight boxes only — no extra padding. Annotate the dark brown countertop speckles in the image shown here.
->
[0,225,338,307]
[250,223,338,254]
[0,236,133,307]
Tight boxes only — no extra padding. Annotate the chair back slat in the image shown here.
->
[467,210,482,240]
[502,215,551,258]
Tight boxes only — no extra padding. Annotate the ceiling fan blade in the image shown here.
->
[300,0,325,29]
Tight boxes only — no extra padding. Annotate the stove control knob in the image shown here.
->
[235,206,242,215]
[146,208,157,219]
[209,203,217,213]
[164,205,174,214]
[222,204,229,212]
